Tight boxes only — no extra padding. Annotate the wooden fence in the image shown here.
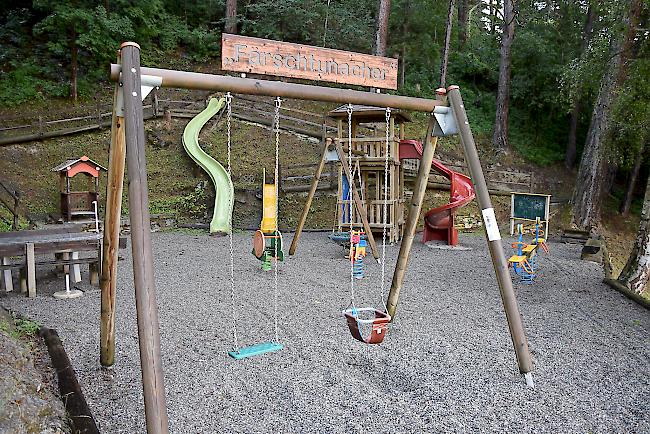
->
[402,159,534,194]
[0,91,342,146]
[0,92,533,194]
[282,159,533,195]
[0,179,32,229]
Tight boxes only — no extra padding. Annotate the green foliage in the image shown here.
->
[149,181,209,218]
[241,0,375,52]
[14,318,40,337]
[0,317,40,340]
[0,0,647,176]
[179,181,209,218]
[610,53,650,170]
[0,61,67,105]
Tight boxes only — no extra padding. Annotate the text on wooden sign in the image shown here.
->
[221,34,398,90]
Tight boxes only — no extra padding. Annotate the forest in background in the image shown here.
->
[0,1,645,164]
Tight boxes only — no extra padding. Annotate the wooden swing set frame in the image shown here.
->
[101,42,534,434]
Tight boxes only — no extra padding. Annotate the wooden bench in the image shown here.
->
[0,226,101,297]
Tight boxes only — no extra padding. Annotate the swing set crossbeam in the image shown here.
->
[109,64,443,113]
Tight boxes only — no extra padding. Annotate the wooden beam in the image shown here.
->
[289,137,331,255]
[110,64,442,113]
[447,85,534,380]
[100,62,127,367]
[120,42,169,434]
[2,257,12,292]
[25,242,35,298]
[386,107,441,318]
[603,278,650,309]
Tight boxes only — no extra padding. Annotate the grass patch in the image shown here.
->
[0,316,40,340]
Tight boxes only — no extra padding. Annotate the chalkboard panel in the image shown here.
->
[513,194,548,220]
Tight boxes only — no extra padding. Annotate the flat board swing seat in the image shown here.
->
[228,342,284,360]
[343,307,391,344]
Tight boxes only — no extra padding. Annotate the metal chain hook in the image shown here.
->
[380,106,391,311]
[347,103,355,307]
[273,96,281,343]
[225,92,238,349]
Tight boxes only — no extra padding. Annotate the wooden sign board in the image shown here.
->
[221,34,398,90]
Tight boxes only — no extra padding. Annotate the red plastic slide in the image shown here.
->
[399,140,475,245]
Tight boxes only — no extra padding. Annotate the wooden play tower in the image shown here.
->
[329,105,410,243]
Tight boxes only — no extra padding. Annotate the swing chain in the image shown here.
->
[346,103,355,307]
[225,92,238,349]
[380,107,391,310]
[273,96,281,343]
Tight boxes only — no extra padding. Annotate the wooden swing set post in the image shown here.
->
[288,136,331,256]
[120,43,169,434]
[100,53,126,367]
[447,85,533,376]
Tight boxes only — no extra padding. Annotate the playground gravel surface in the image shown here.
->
[3,231,649,433]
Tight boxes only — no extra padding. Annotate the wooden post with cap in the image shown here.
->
[447,84,534,385]
[120,41,170,433]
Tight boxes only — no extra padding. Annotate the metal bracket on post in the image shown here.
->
[115,74,162,117]
[432,105,458,136]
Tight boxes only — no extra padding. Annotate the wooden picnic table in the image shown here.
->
[0,227,102,297]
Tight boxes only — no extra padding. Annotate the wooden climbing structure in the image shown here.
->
[329,105,409,244]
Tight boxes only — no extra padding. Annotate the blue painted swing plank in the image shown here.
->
[228,342,283,360]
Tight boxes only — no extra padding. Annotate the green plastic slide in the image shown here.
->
[182,97,234,234]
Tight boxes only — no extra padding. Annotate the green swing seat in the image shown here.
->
[228,342,283,360]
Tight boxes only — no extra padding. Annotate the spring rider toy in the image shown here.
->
[252,169,284,271]
[508,218,549,283]
[349,230,367,279]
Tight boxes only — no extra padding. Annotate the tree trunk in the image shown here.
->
[571,0,643,230]
[399,48,406,88]
[618,173,650,294]
[457,0,469,48]
[492,0,515,151]
[615,0,644,86]
[571,40,622,230]
[490,0,497,36]
[439,0,455,88]
[565,101,580,168]
[225,0,237,34]
[374,0,391,56]
[399,0,409,89]
[566,5,595,169]
[70,30,78,101]
[620,147,643,216]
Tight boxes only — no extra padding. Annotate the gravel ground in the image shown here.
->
[2,231,649,433]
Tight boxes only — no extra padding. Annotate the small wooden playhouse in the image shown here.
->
[51,156,106,222]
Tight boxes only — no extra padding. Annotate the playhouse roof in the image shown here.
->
[328,104,411,123]
[51,156,107,173]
